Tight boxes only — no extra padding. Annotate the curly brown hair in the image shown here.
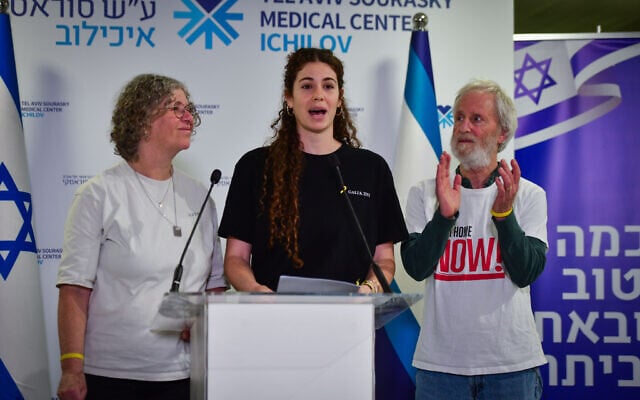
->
[110,74,199,161]
[262,48,361,268]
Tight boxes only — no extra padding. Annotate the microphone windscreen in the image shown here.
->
[211,169,222,184]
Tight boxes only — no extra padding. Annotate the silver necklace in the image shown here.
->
[133,167,182,237]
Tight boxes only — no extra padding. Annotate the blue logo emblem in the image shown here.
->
[438,105,453,130]
[0,163,37,280]
[174,0,243,50]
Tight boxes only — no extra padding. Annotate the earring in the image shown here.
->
[336,105,344,117]
[285,102,293,116]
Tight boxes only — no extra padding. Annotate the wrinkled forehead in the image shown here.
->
[454,91,496,115]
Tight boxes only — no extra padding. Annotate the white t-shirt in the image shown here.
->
[57,161,225,381]
[405,177,548,375]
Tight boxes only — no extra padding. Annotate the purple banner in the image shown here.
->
[515,37,640,399]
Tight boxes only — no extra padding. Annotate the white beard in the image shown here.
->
[451,135,496,170]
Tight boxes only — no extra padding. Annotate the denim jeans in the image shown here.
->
[415,367,543,400]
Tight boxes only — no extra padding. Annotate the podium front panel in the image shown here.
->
[194,297,375,399]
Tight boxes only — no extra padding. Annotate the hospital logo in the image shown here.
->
[439,105,453,130]
[174,0,243,50]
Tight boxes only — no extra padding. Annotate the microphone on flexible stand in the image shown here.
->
[328,154,392,293]
[170,169,222,292]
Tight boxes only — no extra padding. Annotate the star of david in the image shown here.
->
[0,162,37,280]
[514,53,557,105]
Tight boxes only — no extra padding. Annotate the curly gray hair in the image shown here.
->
[110,74,199,161]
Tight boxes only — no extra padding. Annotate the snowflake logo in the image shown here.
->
[174,0,243,50]
[438,105,453,130]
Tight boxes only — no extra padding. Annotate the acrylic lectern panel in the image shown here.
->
[203,296,373,400]
[155,292,421,400]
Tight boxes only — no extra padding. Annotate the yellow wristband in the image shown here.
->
[60,353,84,361]
[491,208,513,218]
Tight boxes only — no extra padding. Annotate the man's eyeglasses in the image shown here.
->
[166,102,201,128]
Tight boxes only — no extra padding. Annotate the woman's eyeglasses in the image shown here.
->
[166,102,201,127]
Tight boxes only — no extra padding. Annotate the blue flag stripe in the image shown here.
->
[0,14,21,112]
[404,30,442,157]
[384,280,420,384]
[0,359,24,399]
[410,30,435,80]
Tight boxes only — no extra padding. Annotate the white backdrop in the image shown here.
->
[9,0,513,395]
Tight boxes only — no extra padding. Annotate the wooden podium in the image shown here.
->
[155,292,421,400]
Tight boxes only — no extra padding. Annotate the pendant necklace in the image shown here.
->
[133,166,182,237]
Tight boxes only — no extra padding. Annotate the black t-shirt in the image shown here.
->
[219,144,408,291]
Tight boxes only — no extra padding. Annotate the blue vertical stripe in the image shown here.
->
[0,359,24,400]
[0,14,21,114]
[404,30,442,158]
[384,280,420,383]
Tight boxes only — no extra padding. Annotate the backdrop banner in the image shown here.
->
[9,1,512,398]
[514,34,640,399]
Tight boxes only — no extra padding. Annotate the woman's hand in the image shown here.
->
[57,370,87,400]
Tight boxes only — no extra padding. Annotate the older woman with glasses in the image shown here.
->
[56,74,226,400]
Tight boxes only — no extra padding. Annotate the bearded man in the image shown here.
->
[401,79,548,400]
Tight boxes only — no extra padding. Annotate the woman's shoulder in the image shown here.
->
[83,162,126,187]
[236,146,269,166]
[71,162,126,200]
[338,145,385,162]
[338,146,390,172]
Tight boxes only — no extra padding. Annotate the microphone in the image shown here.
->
[328,154,392,293]
[170,169,222,292]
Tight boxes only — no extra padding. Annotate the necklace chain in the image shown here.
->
[155,178,171,208]
[132,166,182,237]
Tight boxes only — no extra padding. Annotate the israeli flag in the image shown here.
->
[394,28,442,210]
[0,10,52,399]
[514,38,640,150]
[388,26,442,388]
